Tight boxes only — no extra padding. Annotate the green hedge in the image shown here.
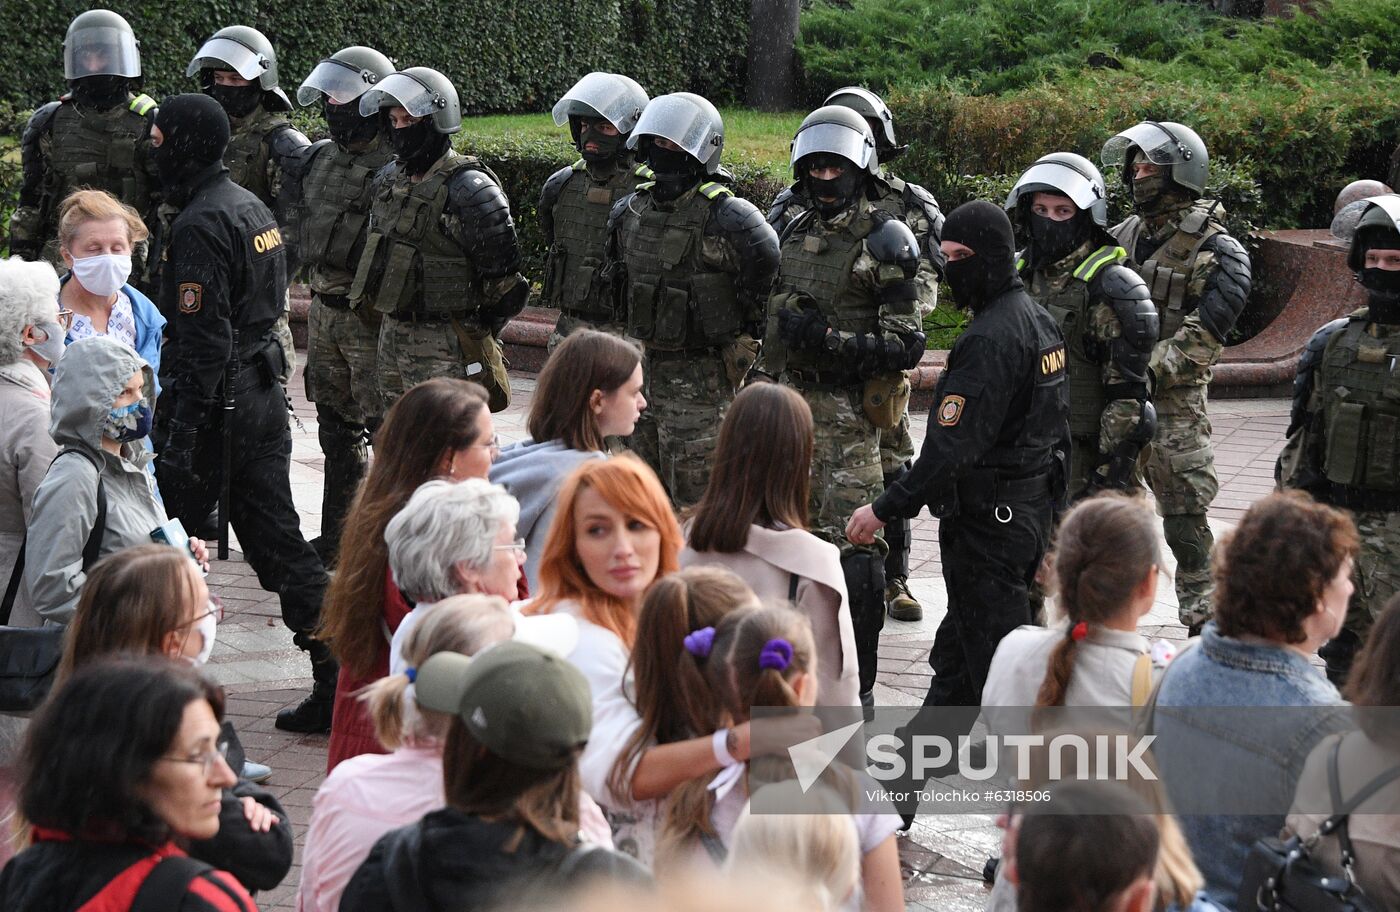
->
[0,0,747,116]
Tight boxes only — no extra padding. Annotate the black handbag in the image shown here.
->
[1238,735,1400,912]
[0,449,107,713]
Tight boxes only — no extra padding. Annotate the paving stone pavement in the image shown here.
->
[215,364,1290,911]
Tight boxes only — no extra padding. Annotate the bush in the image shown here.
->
[0,0,747,116]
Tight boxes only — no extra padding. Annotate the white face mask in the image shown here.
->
[189,602,218,666]
[70,253,132,298]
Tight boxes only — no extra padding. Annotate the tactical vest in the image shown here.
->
[351,150,492,318]
[1319,315,1400,494]
[1110,204,1222,341]
[543,160,648,320]
[301,138,393,294]
[1019,245,1128,438]
[44,95,155,212]
[619,181,743,350]
[225,109,291,209]
[776,207,880,374]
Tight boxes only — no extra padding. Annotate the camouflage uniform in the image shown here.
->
[540,157,653,351]
[1110,200,1250,627]
[607,178,777,508]
[351,148,524,414]
[1279,313,1400,643]
[1018,239,1157,496]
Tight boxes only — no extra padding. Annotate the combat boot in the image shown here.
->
[275,639,338,733]
[885,576,923,622]
[880,479,922,621]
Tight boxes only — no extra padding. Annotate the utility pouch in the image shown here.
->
[450,317,511,412]
[1325,400,1366,486]
[862,370,910,430]
[690,272,740,343]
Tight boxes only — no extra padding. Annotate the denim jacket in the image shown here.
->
[1152,622,1349,910]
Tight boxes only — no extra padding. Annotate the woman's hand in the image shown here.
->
[188,536,210,572]
[240,796,277,833]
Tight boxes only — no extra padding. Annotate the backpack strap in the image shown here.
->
[788,573,800,602]
[0,449,107,622]
[130,855,214,912]
[1320,733,1400,870]
[1129,653,1153,707]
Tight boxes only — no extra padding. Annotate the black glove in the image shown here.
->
[479,281,529,339]
[159,421,201,489]
[777,305,831,351]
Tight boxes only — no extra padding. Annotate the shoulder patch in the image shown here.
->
[1039,342,1067,379]
[250,222,284,257]
[937,394,965,427]
[178,283,203,315]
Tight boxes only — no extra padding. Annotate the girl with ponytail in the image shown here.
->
[657,604,904,912]
[297,595,610,912]
[983,494,1169,712]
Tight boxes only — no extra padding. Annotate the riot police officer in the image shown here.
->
[1101,122,1252,632]
[769,86,943,623]
[351,67,526,413]
[847,200,1070,710]
[1278,194,1400,683]
[187,25,310,381]
[293,46,396,563]
[149,94,333,732]
[540,72,651,349]
[604,92,779,508]
[10,10,157,271]
[1006,152,1158,498]
[756,105,926,704]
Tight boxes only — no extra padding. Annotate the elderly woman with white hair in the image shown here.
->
[0,257,65,622]
[385,477,528,674]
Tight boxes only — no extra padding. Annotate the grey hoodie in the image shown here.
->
[489,438,604,592]
[21,336,164,626]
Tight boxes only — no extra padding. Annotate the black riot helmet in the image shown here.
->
[188,25,292,113]
[298,46,393,147]
[791,105,877,218]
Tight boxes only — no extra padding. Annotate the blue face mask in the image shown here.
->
[103,399,153,443]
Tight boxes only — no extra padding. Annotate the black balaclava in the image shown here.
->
[1356,224,1400,324]
[70,74,129,109]
[573,117,626,165]
[389,117,449,175]
[644,140,703,202]
[942,200,1021,311]
[325,99,379,148]
[800,152,865,219]
[152,93,230,191]
[204,75,263,120]
[1026,205,1093,267]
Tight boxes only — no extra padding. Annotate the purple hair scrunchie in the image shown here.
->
[758,638,794,672]
[684,626,716,659]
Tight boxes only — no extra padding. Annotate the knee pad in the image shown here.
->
[1163,514,1212,560]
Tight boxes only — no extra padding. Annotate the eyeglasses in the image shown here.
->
[470,434,502,457]
[55,309,74,331]
[492,537,527,556]
[159,740,230,777]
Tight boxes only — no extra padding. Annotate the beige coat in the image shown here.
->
[0,360,57,624]
[681,524,860,708]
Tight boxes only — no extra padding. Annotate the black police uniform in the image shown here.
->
[157,158,333,711]
[873,201,1070,709]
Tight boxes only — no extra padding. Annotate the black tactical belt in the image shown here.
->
[784,368,861,391]
[317,292,352,310]
[388,310,476,324]
[957,470,1054,505]
[1328,484,1400,513]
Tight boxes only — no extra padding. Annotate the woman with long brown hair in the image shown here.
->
[682,382,859,707]
[320,378,494,769]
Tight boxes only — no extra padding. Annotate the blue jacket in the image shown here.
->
[58,279,165,397]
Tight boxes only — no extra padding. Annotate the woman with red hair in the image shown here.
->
[523,456,757,862]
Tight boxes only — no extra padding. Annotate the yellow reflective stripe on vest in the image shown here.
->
[571,159,587,172]
[129,94,156,116]
[698,181,733,200]
[1072,245,1127,282]
[634,164,655,179]
[637,180,656,190]
[1015,256,1026,272]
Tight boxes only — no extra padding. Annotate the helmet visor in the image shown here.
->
[791,122,874,171]
[358,71,449,119]
[186,36,268,81]
[64,27,141,79]
[551,72,647,133]
[626,95,718,162]
[298,58,379,107]
[1102,122,1193,168]
[1006,160,1103,212]
[1360,196,1400,236]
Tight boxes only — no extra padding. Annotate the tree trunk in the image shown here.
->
[745,0,802,111]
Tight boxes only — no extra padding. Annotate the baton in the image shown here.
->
[218,328,239,560]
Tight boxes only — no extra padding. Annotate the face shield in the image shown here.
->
[1005,159,1104,214]
[358,72,448,119]
[185,36,269,81]
[625,94,721,165]
[298,58,379,106]
[64,27,141,79]
[1101,121,1195,169]
[791,121,875,174]
[551,72,647,133]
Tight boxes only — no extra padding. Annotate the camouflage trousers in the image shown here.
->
[273,292,296,385]
[878,410,916,473]
[546,312,628,353]
[377,314,510,414]
[790,382,886,560]
[630,347,734,509]
[1344,509,1400,641]
[306,297,382,426]
[1140,393,1219,628]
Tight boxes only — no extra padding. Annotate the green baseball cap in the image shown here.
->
[414,641,592,770]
